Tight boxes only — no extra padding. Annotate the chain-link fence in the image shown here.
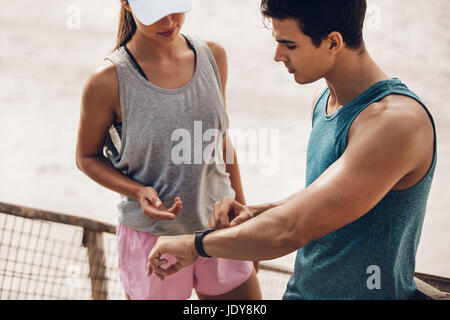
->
[2,202,449,300]
[0,202,295,300]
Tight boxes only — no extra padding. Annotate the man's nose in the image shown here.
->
[274,45,287,63]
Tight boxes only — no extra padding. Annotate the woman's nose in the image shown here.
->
[159,14,175,27]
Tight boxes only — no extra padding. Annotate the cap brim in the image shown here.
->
[129,0,191,26]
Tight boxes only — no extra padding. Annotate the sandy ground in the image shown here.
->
[1,0,449,278]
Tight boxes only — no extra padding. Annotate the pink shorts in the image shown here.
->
[116,223,254,300]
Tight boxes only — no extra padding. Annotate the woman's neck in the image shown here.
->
[126,30,185,61]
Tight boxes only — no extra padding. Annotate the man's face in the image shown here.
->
[272,18,333,84]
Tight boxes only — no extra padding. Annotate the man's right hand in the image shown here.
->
[138,187,182,220]
[208,197,254,229]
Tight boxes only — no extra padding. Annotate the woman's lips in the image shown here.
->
[158,28,176,37]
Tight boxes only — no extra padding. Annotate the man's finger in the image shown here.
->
[230,215,246,227]
[148,261,172,281]
[163,262,184,277]
[219,209,230,228]
[213,201,226,228]
[147,258,155,276]
[218,200,234,228]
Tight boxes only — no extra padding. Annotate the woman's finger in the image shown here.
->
[148,193,163,209]
[144,207,176,220]
[167,198,183,216]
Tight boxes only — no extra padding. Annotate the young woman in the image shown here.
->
[75,0,262,300]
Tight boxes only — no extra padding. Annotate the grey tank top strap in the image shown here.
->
[103,34,235,236]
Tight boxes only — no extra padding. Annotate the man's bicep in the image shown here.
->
[287,116,418,245]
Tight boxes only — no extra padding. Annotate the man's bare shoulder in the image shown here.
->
[349,94,434,166]
[353,94,433,135]
[347,93,435,189]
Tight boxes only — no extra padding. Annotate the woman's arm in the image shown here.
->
[76,61,181,220]
[207,41,246,213]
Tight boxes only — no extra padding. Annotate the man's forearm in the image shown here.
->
[202,204,302,261]
[249,190,301,217]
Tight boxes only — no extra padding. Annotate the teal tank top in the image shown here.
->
[283,78,437,300]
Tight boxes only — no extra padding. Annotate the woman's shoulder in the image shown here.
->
[185,34,226,60]
[204,41,227,62]
[89,59,118,88]
[82,59,119,111]
[84,60,118,94]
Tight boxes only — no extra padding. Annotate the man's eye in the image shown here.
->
[286,45,297,50]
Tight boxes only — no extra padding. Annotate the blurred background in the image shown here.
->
[0,0,449,281]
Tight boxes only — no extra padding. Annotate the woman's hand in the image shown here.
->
[138,187,182,220]
[208,197,254,229]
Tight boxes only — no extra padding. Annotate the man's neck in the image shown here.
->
[324,49,389,114]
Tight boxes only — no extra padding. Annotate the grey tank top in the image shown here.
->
[104,34,235,236]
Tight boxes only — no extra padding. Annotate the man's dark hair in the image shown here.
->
[261,0,367,50]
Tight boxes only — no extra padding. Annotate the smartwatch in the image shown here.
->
[195,228,215,258]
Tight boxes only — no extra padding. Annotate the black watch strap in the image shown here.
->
[195,228,215,258]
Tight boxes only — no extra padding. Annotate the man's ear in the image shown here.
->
[327,31,344,53]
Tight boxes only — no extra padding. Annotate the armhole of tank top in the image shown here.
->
[104,53,127,161]
[342,89,437,194]
[312,87,329,125]
[197,38,225,99]
[388,91,437,194]
[194,37,230,134]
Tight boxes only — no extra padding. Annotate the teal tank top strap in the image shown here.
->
[312,87,331,126]
[313,78,436,157]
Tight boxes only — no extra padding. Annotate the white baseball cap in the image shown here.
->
[128,0,192,26]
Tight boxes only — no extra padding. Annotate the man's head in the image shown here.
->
[261,0,367,84]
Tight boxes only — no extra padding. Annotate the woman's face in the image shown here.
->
[133,11,186,43]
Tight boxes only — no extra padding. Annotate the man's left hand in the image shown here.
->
[147,235,199,281]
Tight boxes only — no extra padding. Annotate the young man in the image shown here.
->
[146,0,436,299]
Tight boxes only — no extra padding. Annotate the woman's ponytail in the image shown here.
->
[115,1,136,51]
